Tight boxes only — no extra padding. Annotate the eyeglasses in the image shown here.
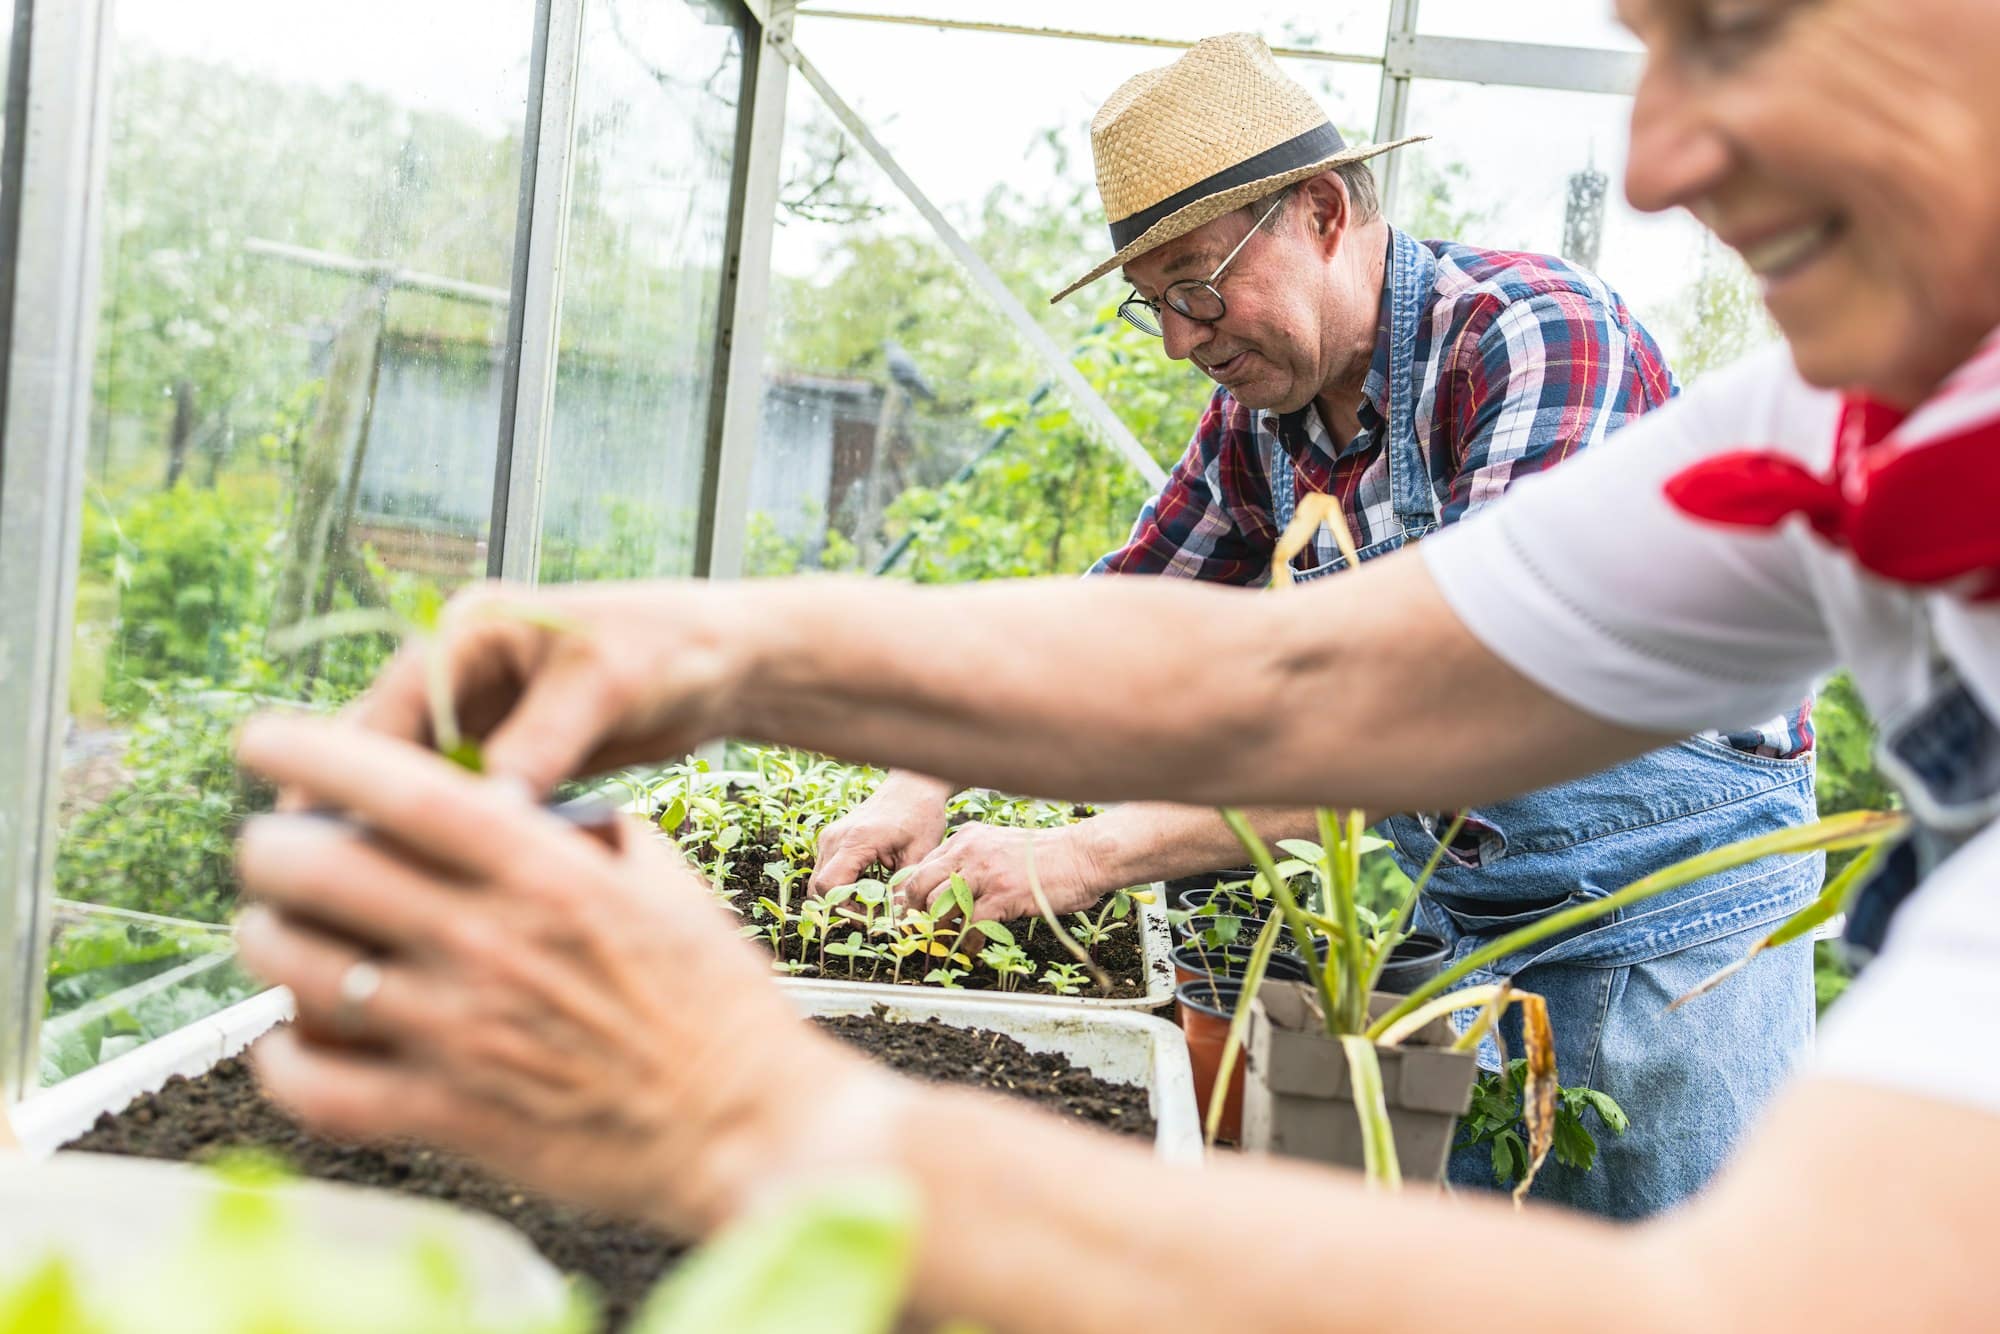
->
[1118,190,1290,338]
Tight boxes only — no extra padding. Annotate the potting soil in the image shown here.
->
[64,1013,1151,1329]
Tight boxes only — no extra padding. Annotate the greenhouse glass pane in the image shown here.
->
[1416,0,1642,52]
[792,14,1383,251]
[753,27,1380,582]
[535,0,744,584]
[753,80,1210,584]
[1398,79,1777,383]
[49,0,535,1085]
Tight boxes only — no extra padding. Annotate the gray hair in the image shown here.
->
[1250,160,1381,231]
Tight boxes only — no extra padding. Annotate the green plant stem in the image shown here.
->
[1339,1035,1402,1189]
[1205,911,1286,1148]
[1221,808,1340,1031]
[1320,809,1368,1034]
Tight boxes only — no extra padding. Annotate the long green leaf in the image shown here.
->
[1319,809,1368,1034]
[1665,838,1889,1012]
[1365,810,1908,1041]
[266,609,408,655]
[1204,911,1286,1149]
[632,1179,914,1334]
[1339,1036,1402,1190]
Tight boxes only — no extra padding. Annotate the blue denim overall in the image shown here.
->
[1271,231,1821,1219]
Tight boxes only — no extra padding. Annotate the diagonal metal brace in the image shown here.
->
[768,27,1168,490]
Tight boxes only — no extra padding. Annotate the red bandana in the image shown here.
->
[1663,350,2000,602]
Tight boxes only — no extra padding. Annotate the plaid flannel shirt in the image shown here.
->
[1091,230,1813,758]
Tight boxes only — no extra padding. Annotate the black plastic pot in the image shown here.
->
[1171,942,1310,989]
[1163,867,1259,910]
[1177,886,1275,920]
[1374,932,1450,995]
[1172,911,1281,951]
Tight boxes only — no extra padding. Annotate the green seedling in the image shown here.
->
[1039,962,1088,996]
[977,942,1034,992]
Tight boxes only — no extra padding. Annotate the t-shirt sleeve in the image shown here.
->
[1417,345,1844,737]
[1814,819,2000,1115]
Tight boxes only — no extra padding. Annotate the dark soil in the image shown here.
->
[721,840,1151,999]
[65,1012,1152,1330]
[815,1013,1153,1137]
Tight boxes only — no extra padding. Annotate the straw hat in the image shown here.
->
[1051,32,1427,304]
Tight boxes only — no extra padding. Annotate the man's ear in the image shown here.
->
[1298,171,1351,258]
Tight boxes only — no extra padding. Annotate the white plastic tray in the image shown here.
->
[0,1152,574,1324]
[13,983,1200,1166]
[787,983,1202,1163]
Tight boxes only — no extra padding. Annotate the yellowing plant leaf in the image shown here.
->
[1270,492,1361,587]
[1514,994,1558,1205]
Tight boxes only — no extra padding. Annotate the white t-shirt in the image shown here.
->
[1419,340,2000,1114]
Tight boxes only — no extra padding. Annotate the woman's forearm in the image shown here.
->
[718,562,1660,813]
[878,1084,1678,1334]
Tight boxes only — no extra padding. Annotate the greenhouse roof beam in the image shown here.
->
[771,26,1168,490]
[794,10,1380,66]
[1387,33,1643,98]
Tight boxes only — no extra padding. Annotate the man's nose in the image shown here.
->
[1160,307,1213,363]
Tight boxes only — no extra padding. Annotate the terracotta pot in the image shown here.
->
[1176,978,1247,1143]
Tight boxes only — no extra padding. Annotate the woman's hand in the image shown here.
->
[345,580,746,794]
[232,713,905,1237]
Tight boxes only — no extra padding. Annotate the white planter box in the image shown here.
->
[6,990,569,1324]
[786,983,1202,1163]
[14,983,1200,1166]
[0,1152,574,1325]
[14,986,296,1157]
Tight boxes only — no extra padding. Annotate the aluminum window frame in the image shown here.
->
[0,0,115,1102]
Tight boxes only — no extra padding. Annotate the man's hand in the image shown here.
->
[895,821,1107,923]
[810,772,953,895]
[232,714,906,1237]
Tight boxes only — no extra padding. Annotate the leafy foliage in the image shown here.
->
[42,914,230,1020]
[1456,1060,1630,1187]
[83,482,276,715]
[632,749,1152,998]
[57,688,270,924]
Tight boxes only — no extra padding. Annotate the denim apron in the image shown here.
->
[1271,229,1821,1219]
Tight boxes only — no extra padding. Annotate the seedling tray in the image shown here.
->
[789,983,1202,1163]
[634,769,1178,1012]
[13,983,1201,1165]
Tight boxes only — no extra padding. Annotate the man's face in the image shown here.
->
[1621,0,2000,403]
[1121,195,1364,412]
